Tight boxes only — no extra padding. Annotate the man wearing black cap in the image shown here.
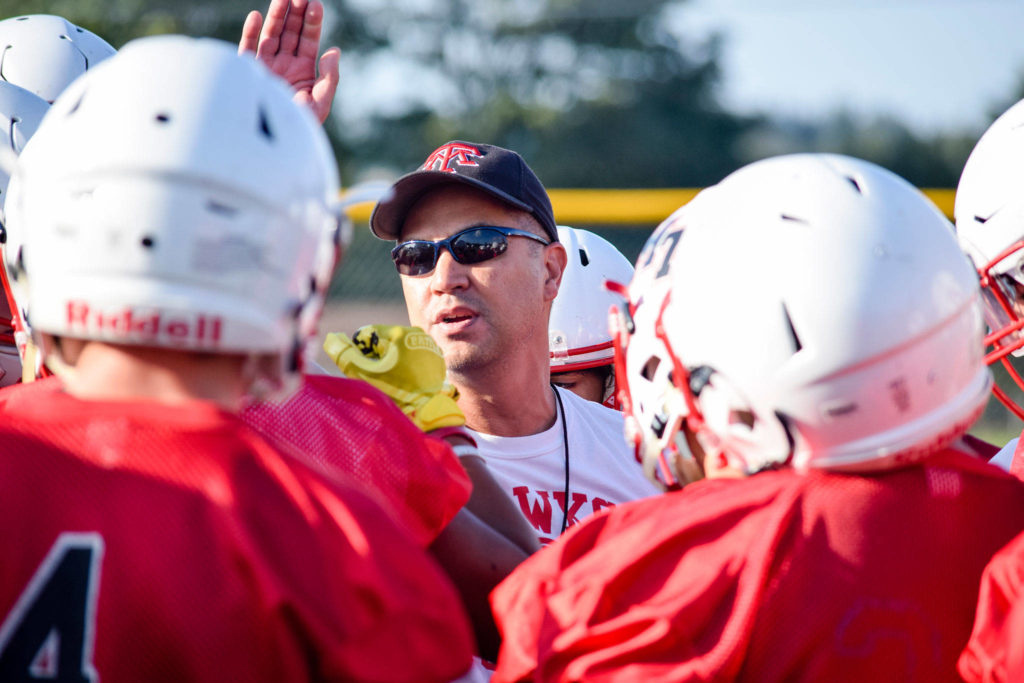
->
[371,141,657,546]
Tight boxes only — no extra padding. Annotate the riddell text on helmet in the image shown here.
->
[65,301,223,345]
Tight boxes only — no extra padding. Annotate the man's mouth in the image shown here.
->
[434,307,478,332]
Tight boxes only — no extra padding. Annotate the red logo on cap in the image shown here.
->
[421,143,482,173]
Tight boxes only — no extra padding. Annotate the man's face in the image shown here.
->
[397,185,564,376]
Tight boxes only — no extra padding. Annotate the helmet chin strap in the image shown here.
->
[21,338,39,383]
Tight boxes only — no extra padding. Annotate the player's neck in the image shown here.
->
[58,341,249,411]
[452,354,557,437]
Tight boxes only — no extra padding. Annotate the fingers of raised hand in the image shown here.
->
[275,0,311,57]
[309,47,341,123]
[239,11,263,55]
[296,0,325,61]
[257,0,292,57]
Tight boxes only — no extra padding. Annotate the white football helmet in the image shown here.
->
[0,15,115,103]
[609,190,723,488]
[615,154,989,488]
[0,81,49,386]
[954,97,1024,419]
[7,35,345,397]
[549,226,634,406]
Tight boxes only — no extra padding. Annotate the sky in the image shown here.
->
[670,0,1024,135]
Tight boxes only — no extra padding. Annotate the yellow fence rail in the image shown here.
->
[346,188,957,225]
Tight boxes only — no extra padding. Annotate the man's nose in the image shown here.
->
[430,246,469,292]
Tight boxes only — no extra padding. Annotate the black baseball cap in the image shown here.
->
[370,141,559,243]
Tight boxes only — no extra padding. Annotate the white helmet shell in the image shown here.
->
[623,154,989,483]
[955,98,1024,273]
[549,226,634,372]
[0,81,48,386]
[954,98,1024,392]
[0,80,49,216]
[0,15,115,103]
[611,190,723,487]
[8,36,343,392]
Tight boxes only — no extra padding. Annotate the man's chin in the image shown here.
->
[439,341,492,376]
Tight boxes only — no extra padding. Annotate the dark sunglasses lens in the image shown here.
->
[393,243,436,276]
[451,228,508,264]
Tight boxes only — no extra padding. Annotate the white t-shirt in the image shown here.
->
[469,386,659,545]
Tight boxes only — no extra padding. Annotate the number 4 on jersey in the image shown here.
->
[0,533,104,682]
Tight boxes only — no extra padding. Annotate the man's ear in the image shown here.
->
[542,242,567,303]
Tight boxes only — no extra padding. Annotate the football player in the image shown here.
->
[0,36,473,681]
[0,15,114,385]
[251,325,540,663]
[959,528,1024,681]
[952,96,1024,473]
[234,3,539,662]
[0,81,48,387]
[949,96,1024,681]
[548,226,634,408]
[490,154,1024,681]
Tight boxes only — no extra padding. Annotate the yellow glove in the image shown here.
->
[324,325,465,431]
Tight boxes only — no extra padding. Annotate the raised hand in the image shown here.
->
[239,0,340,124]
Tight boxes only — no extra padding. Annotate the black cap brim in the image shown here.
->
[371,170,549,241]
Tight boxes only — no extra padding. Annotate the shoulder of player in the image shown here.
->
[493,475,802,679]
[245,374,425,443]
[513,474,797,580]
[0,375,63,414]
[985,529,1024,582]
[226,422,434,554]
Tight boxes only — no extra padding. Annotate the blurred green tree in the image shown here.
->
[339,0,753,186]
[0,0,254,46]
[0,1,751,186]
[738,110,977,188]
[0,0,981,189]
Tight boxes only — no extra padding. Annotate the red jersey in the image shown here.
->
[959,530,1024,682]
[242,374,472,546]
[0,384,474,682]
[491,448,1024,683]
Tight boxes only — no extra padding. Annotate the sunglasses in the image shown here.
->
[391,226,551,276]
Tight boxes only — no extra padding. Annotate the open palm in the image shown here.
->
[239,0,340,124]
